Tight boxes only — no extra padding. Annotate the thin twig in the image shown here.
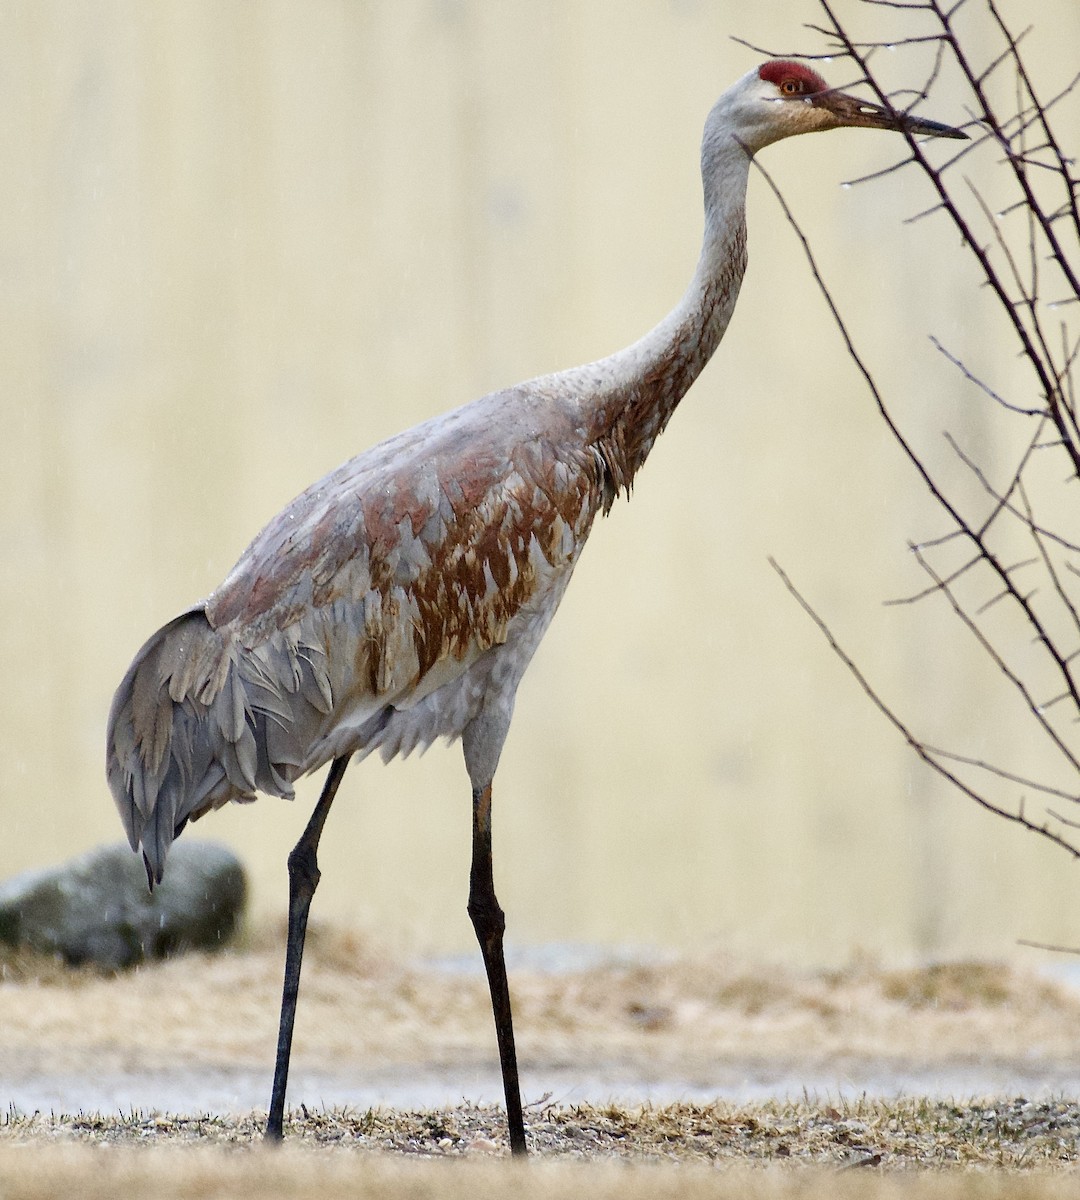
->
[1017,939,1080,954]
[770,558,1080,858]
[930,335,1041,414]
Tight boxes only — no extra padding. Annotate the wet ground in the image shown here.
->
[3,933,1080,1200]
[3,925,1079,1125]
[7,1060,1080,1118]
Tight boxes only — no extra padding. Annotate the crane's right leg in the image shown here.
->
[265,755,351,1143]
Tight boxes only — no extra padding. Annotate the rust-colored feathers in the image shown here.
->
[107,79,754,884]
[107,386,606,882]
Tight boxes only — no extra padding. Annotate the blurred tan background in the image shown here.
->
[3,0,1079,965]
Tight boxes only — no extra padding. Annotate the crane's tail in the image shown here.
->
[105,607,326,885]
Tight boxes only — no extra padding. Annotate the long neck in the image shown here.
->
[575,138,752,502]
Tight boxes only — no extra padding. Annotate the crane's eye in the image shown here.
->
[780,79,804,96]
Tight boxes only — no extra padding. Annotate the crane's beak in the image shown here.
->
[815,89,969,140]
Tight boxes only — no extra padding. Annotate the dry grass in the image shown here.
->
[1,1106,1079,1200]
[2,925,1077,1077]
[3,1095,1079,1167]
[2,926,1079,1197]
[0,1150,1076,1200]
[2,1099,1080,1200]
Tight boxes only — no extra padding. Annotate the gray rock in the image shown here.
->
[0,841,246,970]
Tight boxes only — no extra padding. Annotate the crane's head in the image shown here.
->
[712,60,967,155]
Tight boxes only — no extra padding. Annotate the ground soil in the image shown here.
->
[1,924,1079,1195]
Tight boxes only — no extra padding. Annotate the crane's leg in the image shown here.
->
[265,754,351,1143]
[467,780,527,1157]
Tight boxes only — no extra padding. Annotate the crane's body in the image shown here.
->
[106,60,965,1154]
[108,147,747,881]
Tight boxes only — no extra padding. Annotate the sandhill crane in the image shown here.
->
[106,60,965,1154]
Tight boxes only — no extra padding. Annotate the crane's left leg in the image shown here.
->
[265,754,351,1142]
[468,779,527,1157]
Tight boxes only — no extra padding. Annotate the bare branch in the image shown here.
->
[986,0,1080,242]
[761,1,1080,867]
[923,744,1080,803]
[820,0,1080,479]
[769,558,1080,859]
[910,546,1080,774]
[729,35,842,62]
[757,145,1080,733]
[1017,480,1080,656]
[929,336,1042,415]
[884,552,982,606]
[1017,939,1080,954]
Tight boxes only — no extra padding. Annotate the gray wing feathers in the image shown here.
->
[106,607,341,885]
